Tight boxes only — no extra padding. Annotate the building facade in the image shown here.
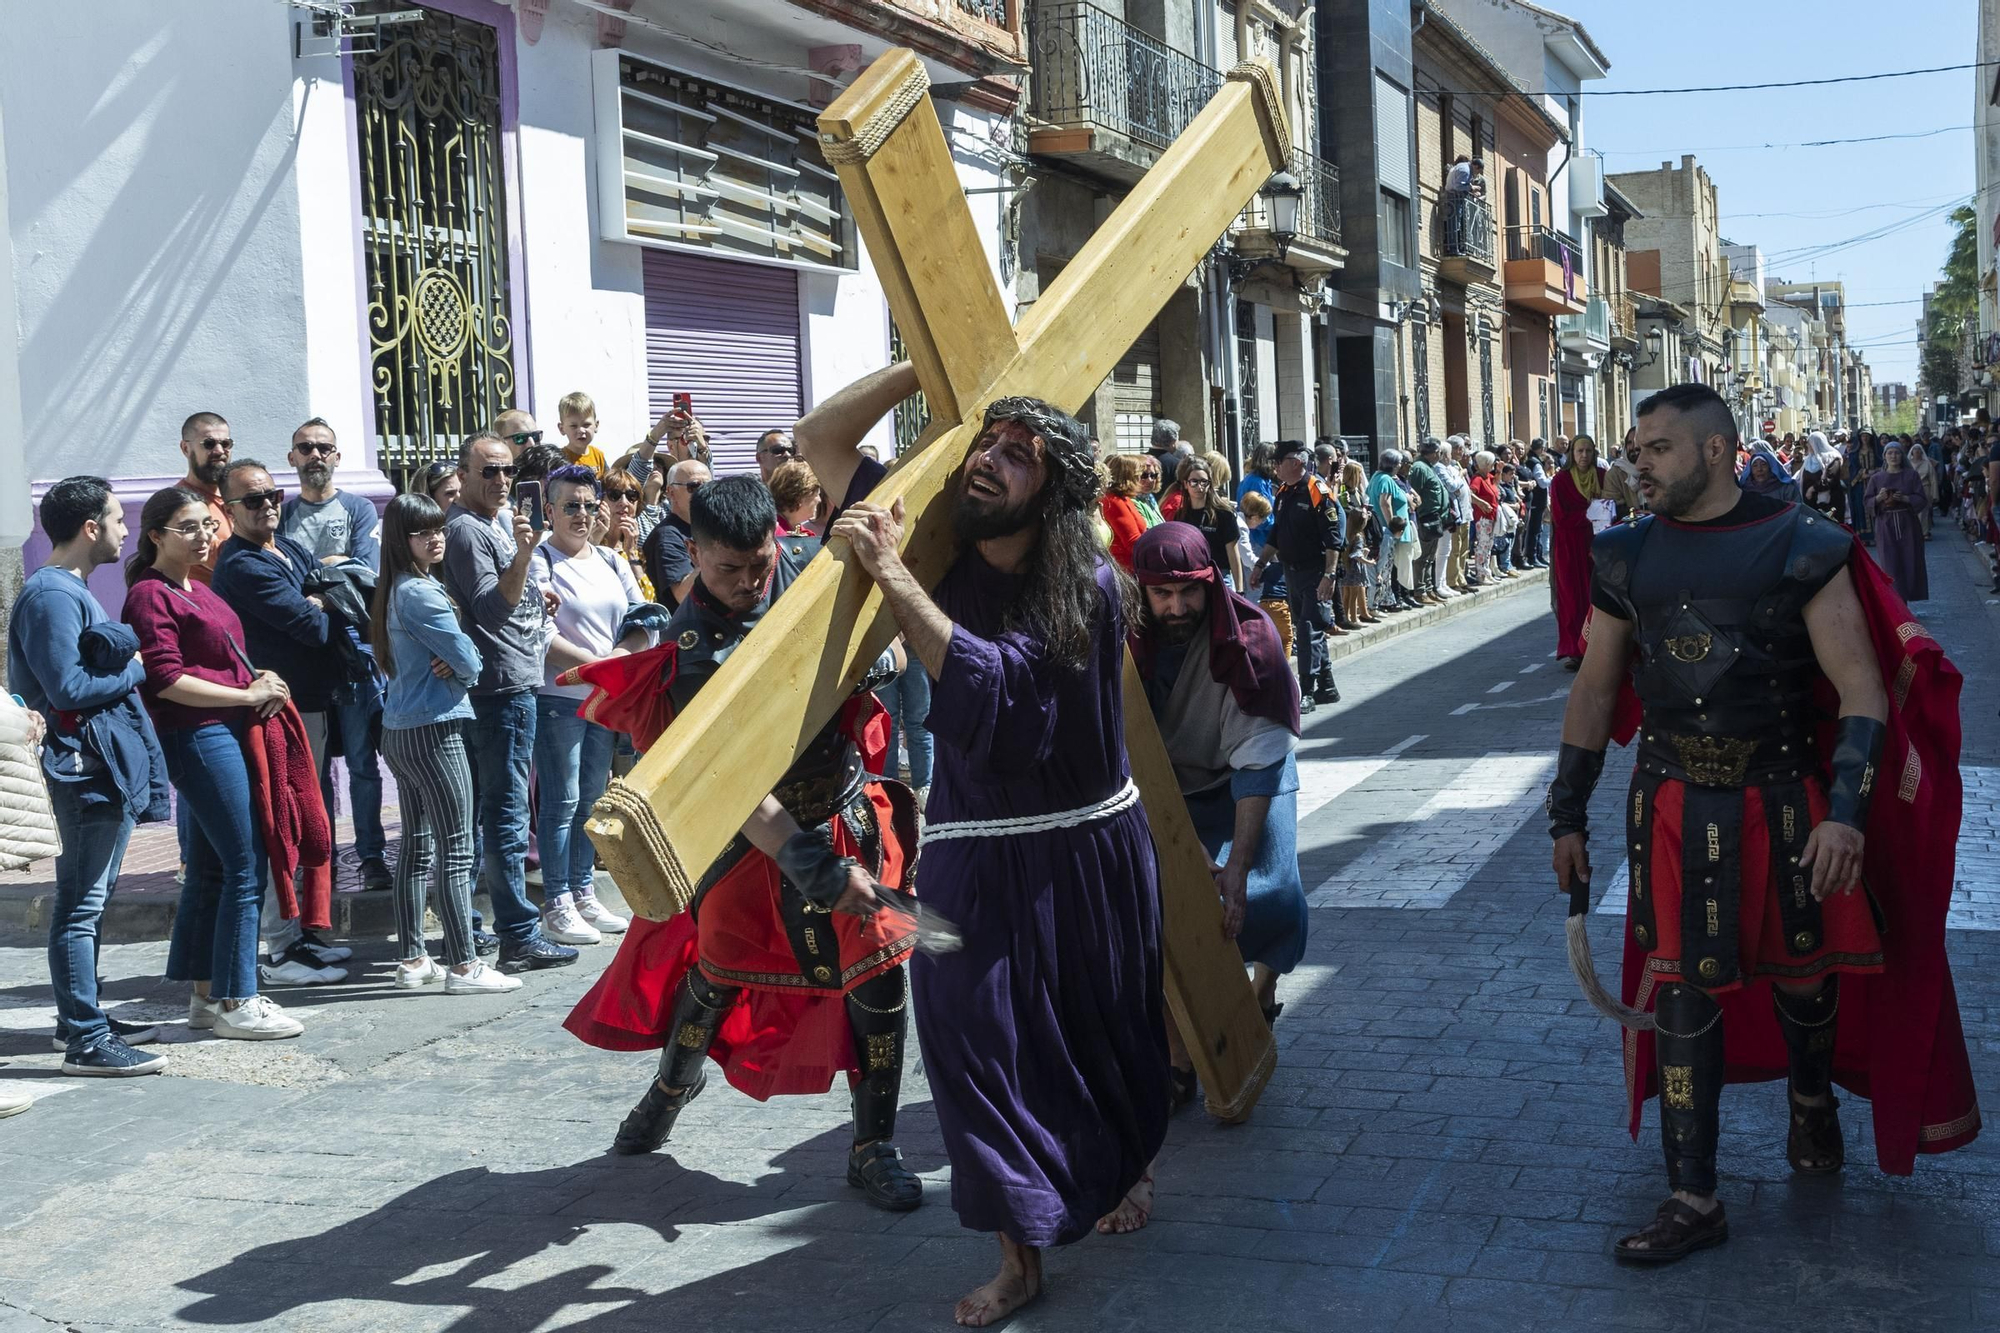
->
[1610,155,1727,392]
[1975,0,1999,421]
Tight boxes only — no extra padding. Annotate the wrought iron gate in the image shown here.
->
[1478,316,1496,447]
[889,320,930,457]
[1235,300,1260,449]
[1412,318,1432,442]
[354,7,515,488]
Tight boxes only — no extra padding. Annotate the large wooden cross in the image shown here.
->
[588,49,1289,1120]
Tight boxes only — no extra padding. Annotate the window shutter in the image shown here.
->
[1375,75,1411,198]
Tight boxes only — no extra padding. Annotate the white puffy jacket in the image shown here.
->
[0,697,60,871]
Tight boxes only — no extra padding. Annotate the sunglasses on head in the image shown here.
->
[509,430,543,447]
[479,464,520,479]
[229,488,285,510]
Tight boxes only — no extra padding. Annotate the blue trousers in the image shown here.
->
[162,722,264,1000]
[1283,565,1332,683]
[875,663,934,789]
[532,696,616,903]
[466,691,540,943]
[48,787,136,1054]
[321,678,387,862]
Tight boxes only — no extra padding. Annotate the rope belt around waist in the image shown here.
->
[921,779,1140,846]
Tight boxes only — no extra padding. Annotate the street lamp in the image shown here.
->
[1637,324,1664,370]
[1267,170,1302,258]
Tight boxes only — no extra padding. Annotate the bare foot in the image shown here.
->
[954,1239,1042,1327]
[1095,1172,1154,1235]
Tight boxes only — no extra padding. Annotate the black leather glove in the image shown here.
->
[774,826,856,909]
[1825,715,1886,831]
[1547,743,1606,842]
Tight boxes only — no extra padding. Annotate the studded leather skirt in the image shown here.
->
[1621,769,1884,994]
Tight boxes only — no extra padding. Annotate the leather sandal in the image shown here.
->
[1787,1093,1845,1175]
[612,1068,705,1155]
[847,1140,924,1211]
[1613,1197,1728,1264]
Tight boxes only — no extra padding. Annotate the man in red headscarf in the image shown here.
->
[1129,522,1306,1106]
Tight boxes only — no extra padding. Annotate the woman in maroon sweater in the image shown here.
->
[122,486,302,1042]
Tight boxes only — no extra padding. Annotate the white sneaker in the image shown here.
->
[190,993,221,1031]
[260,958,348,987]
[574,896,628,934]
[212,995,304,1041]
[0,1087,29,1119]
[541,901,603,945]
[444,961,524,995]
[394,957,448,989]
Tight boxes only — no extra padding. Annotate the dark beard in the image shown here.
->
[1647,467,1708,518]
[1149,610,1202,645]
[194,457,227,486]
[952,485,1036,543]
[300,462,332,490]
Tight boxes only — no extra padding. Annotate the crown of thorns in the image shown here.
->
[981,397,1094,482]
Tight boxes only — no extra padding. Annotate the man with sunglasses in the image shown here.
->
[440,431,579,972]
[212,459,352,986]
[755,429,798,483]
[494,408,545,459]
[175,411,234,584]
[281,418,391,893]
[641,458,709,611]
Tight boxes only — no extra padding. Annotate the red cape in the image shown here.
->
[1613,536,1981,1172]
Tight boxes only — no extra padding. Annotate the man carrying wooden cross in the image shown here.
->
[810,369,1171,1327]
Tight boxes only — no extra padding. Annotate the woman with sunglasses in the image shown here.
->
[597,467,655,600]
[121,487,303,1040]
[530,466,653,946]
[416,459,463,512]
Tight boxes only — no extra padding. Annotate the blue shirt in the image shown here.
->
[382,575,482,730]
[6,565,150,803]
[212,533,343,711]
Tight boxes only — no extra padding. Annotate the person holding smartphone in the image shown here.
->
[438,432,578,972]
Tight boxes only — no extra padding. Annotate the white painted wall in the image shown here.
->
[4,2,315,486]
[292,43,373,470]
[1254,303,1279,440]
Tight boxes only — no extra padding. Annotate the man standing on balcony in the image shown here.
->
[1443,156,1484,253]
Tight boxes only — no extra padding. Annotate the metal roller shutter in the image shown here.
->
[643,250,802,476]
[1111,318,1162,452]
[1375,74,1411,198]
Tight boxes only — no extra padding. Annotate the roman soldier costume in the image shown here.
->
[1550,497,1979,1258]
[562,538,923,1210]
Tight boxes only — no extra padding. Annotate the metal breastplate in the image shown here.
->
[1593,508,1849,788]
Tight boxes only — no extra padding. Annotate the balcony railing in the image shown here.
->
[1028,1,1222,150]
[1505,224,1581,272]
[1439,195,1495,266]
[1239,148,1342,247]
[1610,291,1637,341]
[1557,295,1610,349]
[955,0,1012,25]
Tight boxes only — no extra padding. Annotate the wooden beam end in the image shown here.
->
[818,48,930,165]
[1225,61,1291,170]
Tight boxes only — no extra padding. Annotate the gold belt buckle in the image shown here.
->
[1665,733,1758,787]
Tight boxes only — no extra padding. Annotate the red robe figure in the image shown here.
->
[561,475,924,1211]
[1550,384,1978,1264]
[1550,436,1607,668]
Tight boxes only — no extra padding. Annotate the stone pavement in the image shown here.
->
[0,538,1995,1332]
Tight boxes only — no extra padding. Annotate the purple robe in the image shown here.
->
[912,551,1171,1247]
[1866,467,1929,602]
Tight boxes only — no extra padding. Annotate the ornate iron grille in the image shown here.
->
[354,8,515,489]
[956,0,1011,24]
[889,320,930,457]
[1029,2,1222,150]
[1412,318,1431,442]
[1478,320,1496,448]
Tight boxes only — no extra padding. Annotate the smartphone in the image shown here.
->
[514,479,544,533]
[672,391,693,415]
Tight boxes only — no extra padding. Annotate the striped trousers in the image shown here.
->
[381,720,478,967]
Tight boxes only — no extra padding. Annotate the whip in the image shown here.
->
[1563,871,1653,1032]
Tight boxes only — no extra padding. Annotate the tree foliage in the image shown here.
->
[1918,205,1979,401]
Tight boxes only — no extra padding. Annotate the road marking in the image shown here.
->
[1296,734,1425,820]
[1520,662,1545,674]
[1308,752,1555,908]
[1487,681,1514,694]
[1450,702,1479,716]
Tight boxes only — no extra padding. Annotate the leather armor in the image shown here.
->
[1591,506,1850,789]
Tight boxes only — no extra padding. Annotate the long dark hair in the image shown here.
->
[972,398,1141,672]
[124,486,207,586]
[369,493,449,677]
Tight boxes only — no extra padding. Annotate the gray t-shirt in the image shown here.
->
[439,503,547,695]
[283,496,350,558]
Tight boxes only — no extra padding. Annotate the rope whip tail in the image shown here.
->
[1563,871,1654,1032]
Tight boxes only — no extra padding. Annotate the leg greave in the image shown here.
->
[1772,976,1839,1100]
[845,966,909,1143]
[1654,982,1725,1196]
[656,969,739,1090]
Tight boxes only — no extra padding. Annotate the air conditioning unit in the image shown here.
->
[1571,157,1606,220]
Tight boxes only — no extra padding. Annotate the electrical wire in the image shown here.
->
[1599,124,1974,155]
[1426,60,2000,100]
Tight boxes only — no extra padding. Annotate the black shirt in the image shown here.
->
[1590,491,1790,616]
[641,512,694,611]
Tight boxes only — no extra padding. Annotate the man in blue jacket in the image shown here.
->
[213,459,353,987]
[8,477,168,1076]
[279,417,390,892]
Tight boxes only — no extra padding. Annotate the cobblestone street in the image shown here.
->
[0,541,1993,1333]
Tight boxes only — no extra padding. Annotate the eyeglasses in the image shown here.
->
[193,438,234,452]
[508,430,543,448]
[165,519,223,538]
[665,480,703,493]
[479,464,520,479]
[1186,478,1210,488]
[293,441,336,456]
[411,527,445,541]
[558,500,602,517]
[228,488,285,510]
[760,445,797,458]
[602,490,640,503]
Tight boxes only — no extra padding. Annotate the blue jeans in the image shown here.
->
[48,788,135,1054]
[532,696,615,903]
[321,677,386,862]
[467,691,540,943]
[162,722,264,1001]
[876,664,934,789]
